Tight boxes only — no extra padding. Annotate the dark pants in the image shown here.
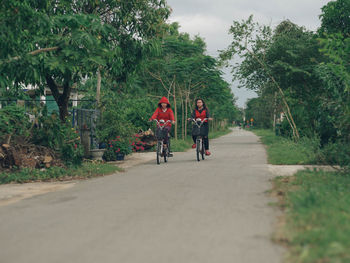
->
[163,126,171,145]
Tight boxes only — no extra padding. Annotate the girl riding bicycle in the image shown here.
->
[190,98,213,156]
[149,97,175,150]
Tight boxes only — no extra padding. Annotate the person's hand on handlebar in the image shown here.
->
[208,118,214,121]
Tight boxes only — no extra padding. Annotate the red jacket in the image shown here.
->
[150,97,175,127]
[192,108,210,122]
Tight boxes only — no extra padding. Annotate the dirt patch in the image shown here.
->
[0,143,63,170]
[0,182,75,206]
[108,152,155,169]
[0,152,157,207]
[268,164,339,177]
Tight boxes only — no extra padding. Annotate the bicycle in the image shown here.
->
[189,118,208,162]
[152,119,171,165]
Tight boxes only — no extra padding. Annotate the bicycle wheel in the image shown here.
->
[164,138,170,163]
[196,138,200,162]
[164,143,168,163]
[201,139,205,160]
[156,141,162,165]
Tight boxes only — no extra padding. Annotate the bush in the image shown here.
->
[32,113,83,165]
[129,134,147,152]
[321,140,350,168]
[0,105,31,142]
[103,136,132,161]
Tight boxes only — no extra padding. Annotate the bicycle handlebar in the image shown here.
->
[152,119,172,127]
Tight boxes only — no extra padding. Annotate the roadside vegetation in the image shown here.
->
[219,1,350,260]
[0,162,121,184]
[273,171,350,262]
[0,1,240,182]
[253,129,320,165]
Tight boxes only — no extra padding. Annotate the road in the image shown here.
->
[0,128,283,263]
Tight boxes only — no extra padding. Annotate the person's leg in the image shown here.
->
[203,136,209,150]
[163,126,171,146]
[203,123,210,155]
[192,135,197,143]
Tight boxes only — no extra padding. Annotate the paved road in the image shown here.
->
[0,128,283,263]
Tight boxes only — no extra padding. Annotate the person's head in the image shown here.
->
[195,98,206,110]
[158,97,171,109]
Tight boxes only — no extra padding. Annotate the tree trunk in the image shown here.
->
[58,97,69,122]
[181,94,184,140]
[273,92,277,131]
[185,92,188,138]
[173,84,178,140]
[96,67,101,107]
[46,75,72,122]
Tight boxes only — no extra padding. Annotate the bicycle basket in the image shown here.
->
[156,128,168,140]
[192,125,205,136]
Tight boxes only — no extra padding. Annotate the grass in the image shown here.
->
[0,162,121,184]
[209,128,232,139]
[273,170,350,263]
[170,127,232,152]
[252,129,319,165]
[171,137,193,152]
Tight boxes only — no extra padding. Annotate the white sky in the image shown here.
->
[166,0,331,107]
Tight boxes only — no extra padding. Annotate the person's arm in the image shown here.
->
[206,109,213,121]
[150,108,159,120]
[169,109,175,123]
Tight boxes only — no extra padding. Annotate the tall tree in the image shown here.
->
[0,0,170,121]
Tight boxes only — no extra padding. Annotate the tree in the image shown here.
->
[319,0,350,36]
[220,16,300,139]
[0,0,170,121]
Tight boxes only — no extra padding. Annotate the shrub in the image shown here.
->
[130,134,147,152]
[0,105,31,142]
[103,136,132,161]
[32,113,83,165]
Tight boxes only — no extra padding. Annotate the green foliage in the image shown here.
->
[321,140,350,168]
[32,113,83,165]
[0,0,171,121]
[0,105,31,141]
[319,0,350,36]
[103,136,132,161]
[0,162,120,184]
[170,138,193,152]
[96,97,135,143]
[253,129,320,165]
[274,170,350,262]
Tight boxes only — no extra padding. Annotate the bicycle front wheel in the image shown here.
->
[201,139,205,160]
[196,139,200,162]
[156,141,162,165]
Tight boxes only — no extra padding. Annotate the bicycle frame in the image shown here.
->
[189,118,208,161]
[153,119,171,164]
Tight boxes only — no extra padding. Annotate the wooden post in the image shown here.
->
[96,67,101,107]
[173,83,178,140]
[181,90,184,140]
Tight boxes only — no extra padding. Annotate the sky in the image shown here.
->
[166,0,331,108]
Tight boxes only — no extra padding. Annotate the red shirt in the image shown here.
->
[192,108,210,122]
[150,107,175,127]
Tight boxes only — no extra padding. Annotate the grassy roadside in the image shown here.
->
[273,171,350,262]
[171,127,232,152]
[0,162,121,184]
[254,128,350,262]
[252,129,319,165]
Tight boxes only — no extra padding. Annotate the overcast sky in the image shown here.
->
[166,0,331,107]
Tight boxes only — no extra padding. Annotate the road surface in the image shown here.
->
[0,128,283,263]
